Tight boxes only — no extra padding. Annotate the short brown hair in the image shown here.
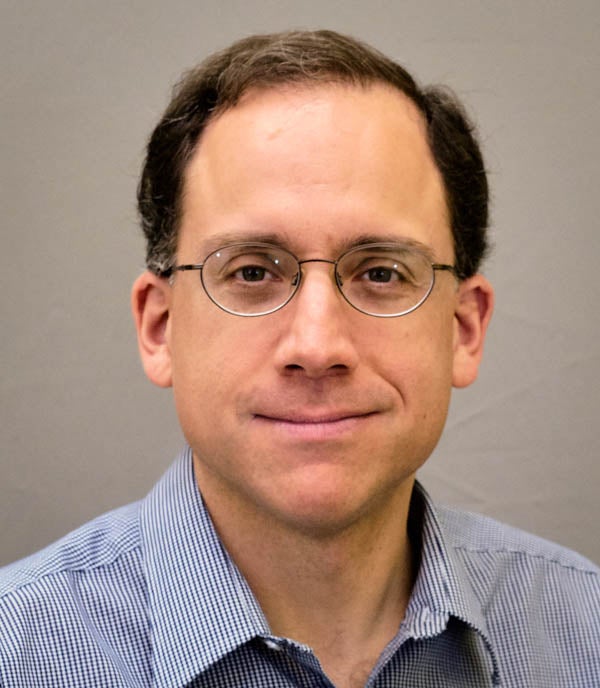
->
[138,30,489,278]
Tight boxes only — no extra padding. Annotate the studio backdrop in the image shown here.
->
[1,0,599,565]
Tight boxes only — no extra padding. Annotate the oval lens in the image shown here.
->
[338,244,433,316]
[202,243,298,315]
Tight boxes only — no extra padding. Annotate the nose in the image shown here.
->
[273,263,360,378]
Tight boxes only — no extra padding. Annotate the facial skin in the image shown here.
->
[133,83,493,539]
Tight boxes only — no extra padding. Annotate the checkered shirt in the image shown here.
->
[1,446,598,687]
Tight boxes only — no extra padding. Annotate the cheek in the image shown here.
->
[371,309,456,419]
[171,324,236,397]
[167,306,269,429]
[170,332,242,459]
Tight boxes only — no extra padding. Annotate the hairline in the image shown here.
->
[139,31,488,279]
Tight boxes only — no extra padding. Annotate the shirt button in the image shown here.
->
[263,638,282,651]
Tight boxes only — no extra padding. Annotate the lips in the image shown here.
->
[250,408,378,442]
[253,410,375,424]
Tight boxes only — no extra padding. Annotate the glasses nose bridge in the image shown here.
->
[288,256,350,322]
[295,257,341,289]
[297,257,337,268]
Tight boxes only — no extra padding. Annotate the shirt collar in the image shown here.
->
[140,448,499,686]
[140,446,270,688]
[404,482,500,680]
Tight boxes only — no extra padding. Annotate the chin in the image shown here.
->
[278,504,366,539]
[265,477,396,539]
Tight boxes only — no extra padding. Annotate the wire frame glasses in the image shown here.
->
[162,242,459,317]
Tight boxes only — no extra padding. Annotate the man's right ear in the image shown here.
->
[131,272,173,388]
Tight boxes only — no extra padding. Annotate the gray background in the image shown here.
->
[1,1,598,566]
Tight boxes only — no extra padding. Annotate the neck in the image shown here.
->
[194,457,416,687]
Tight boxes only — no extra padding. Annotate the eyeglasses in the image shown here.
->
[161,242,460,317]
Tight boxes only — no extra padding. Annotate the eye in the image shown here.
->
[223,253,284,285]
[357,261,412,285]
[237,265,269,282]
[366,266,402,283]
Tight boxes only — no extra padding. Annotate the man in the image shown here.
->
[0,30,598,688]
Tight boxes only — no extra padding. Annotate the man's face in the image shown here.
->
[161,84,476,534]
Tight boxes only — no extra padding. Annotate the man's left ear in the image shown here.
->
[452,274,494,388]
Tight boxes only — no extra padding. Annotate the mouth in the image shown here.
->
[251,410,378,441]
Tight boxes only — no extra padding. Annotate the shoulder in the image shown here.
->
[0,501,145,645]
[0,500,143,598]
[437,504,599,576]
[0,501,149,686]
[435,507,599,684]
[437,505,599,600]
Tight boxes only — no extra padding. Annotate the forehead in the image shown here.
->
[180,83,451,258]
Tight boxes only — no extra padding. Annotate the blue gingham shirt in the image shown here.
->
[1,447,598,687]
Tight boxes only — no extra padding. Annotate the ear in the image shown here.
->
[131,271,173,388]
[452,274,494,388]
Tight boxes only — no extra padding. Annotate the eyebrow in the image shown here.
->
[199,231,292,257]
[197,230,439,262]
